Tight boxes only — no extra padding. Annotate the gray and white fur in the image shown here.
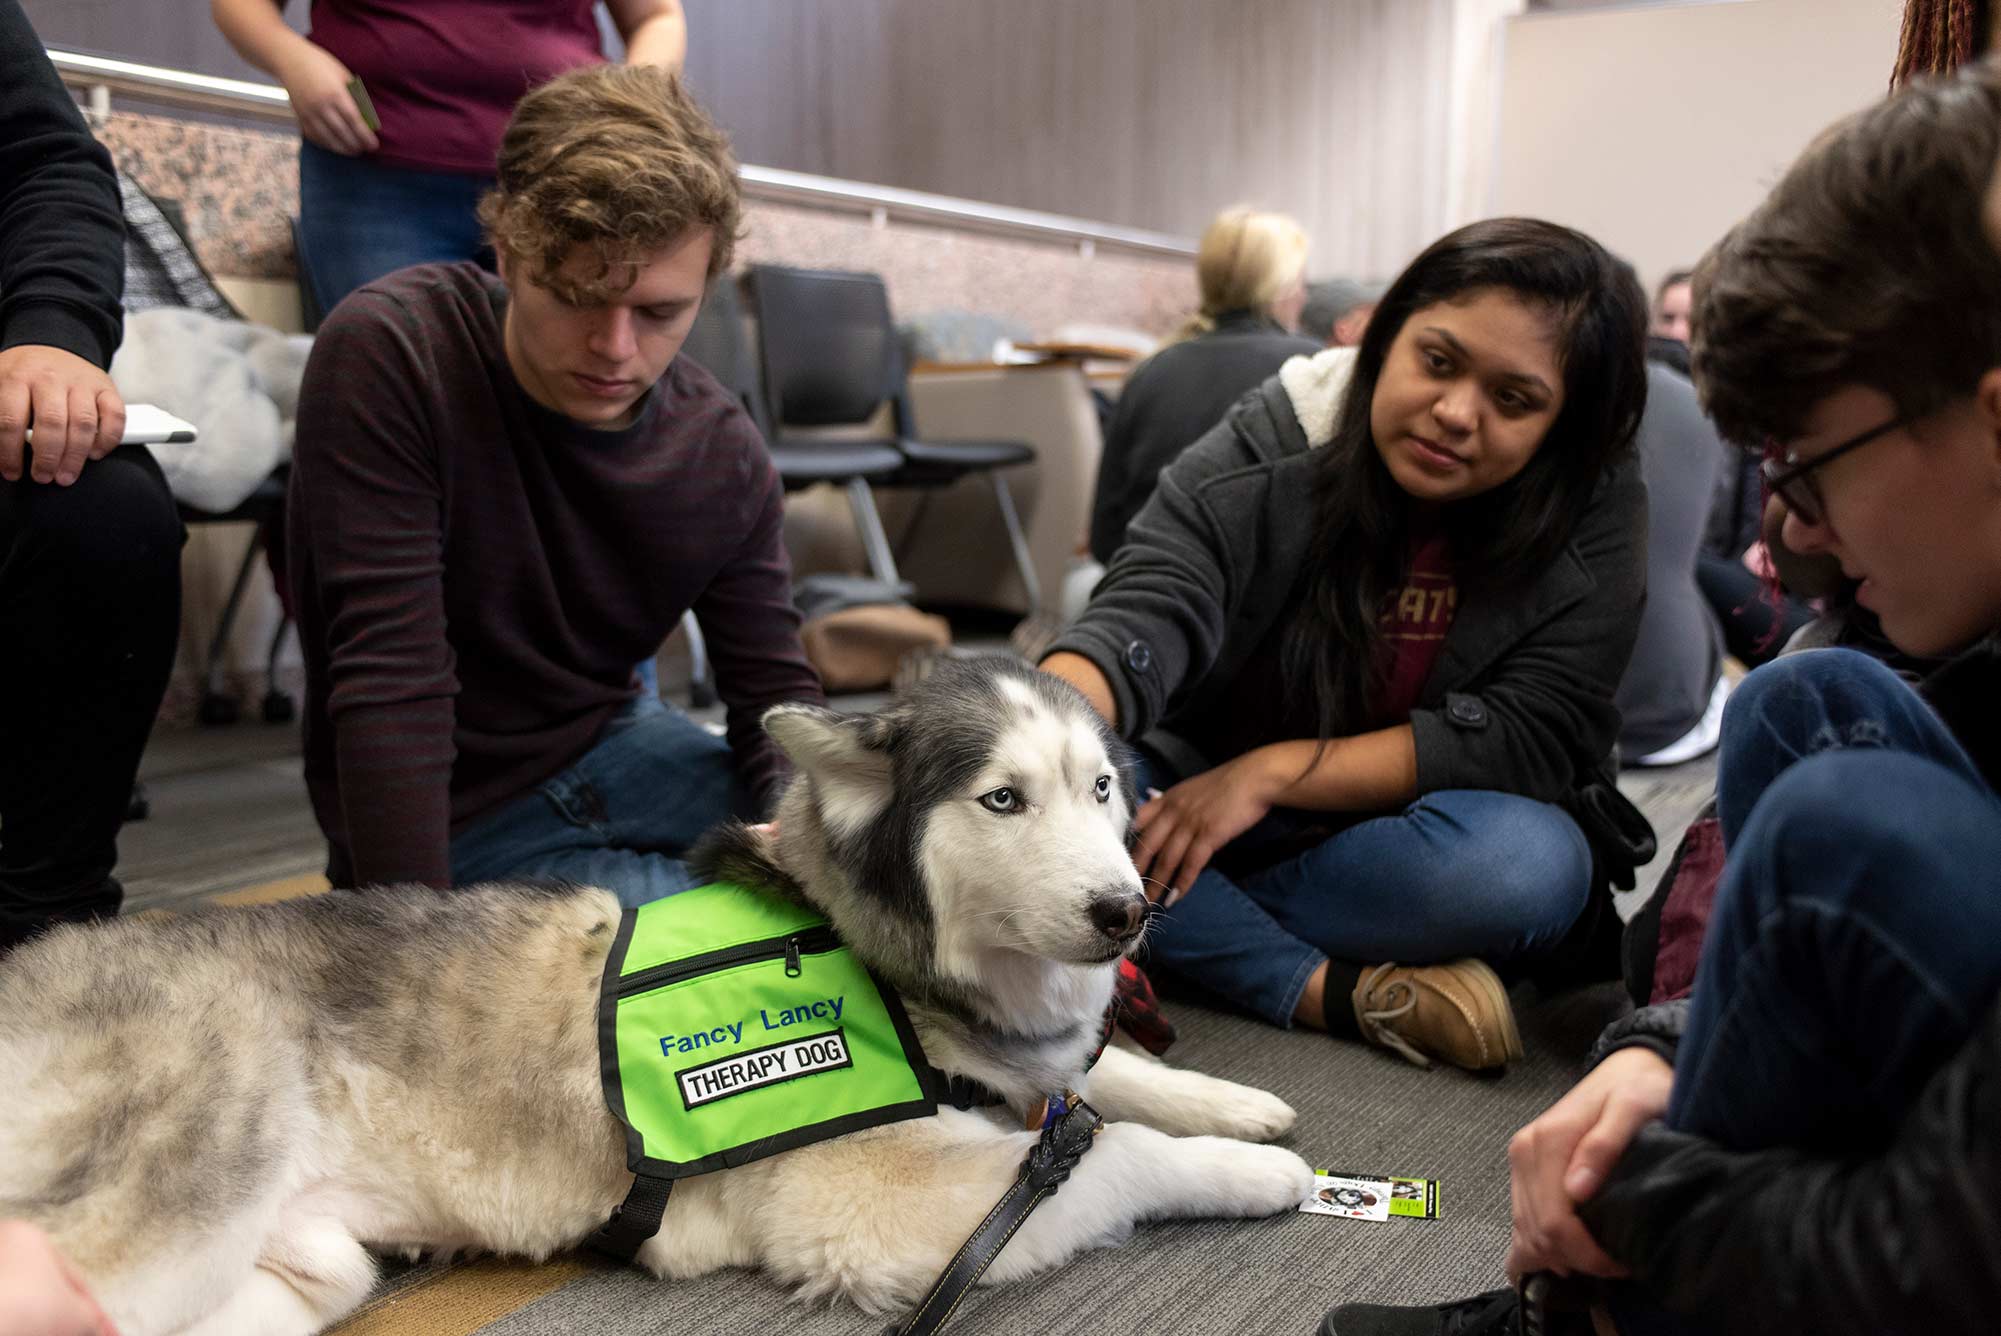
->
[0,657,1309,1334]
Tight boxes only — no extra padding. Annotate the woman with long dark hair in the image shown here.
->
[1043,217,1650,1069]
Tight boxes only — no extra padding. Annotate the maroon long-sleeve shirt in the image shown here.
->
[288,263,824,889]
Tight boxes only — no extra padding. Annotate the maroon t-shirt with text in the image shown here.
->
[288,263,824,890]
[1183,525,1457,764]
[308,0,605,174]
[1371,526,1457,729]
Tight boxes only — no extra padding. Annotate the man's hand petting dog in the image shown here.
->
[1132,753,1279,903]
[1505,1047,1673,1281]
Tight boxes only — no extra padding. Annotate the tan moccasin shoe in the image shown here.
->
[1351,958,1525,1071]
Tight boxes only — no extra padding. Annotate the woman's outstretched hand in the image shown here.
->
[1131,752,1278,903]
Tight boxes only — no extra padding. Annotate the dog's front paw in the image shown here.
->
[1169,1138,1315,1218]
[1197,1082,1297,1143]
[1218,1143,1316,1217]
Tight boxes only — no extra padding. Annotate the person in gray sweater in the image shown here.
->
[1614,359,1727,764]
[1044,218,1650,1071]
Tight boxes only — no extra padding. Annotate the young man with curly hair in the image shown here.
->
[288,66,823,900]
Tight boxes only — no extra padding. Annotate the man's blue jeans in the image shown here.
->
[1131,752,1592,1027]
[1613,649,2001,1334]
[297,143,494,317]
[1670,648,2001,1147]
[448,694,750,908]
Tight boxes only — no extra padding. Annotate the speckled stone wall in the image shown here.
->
[92,112,1193,338]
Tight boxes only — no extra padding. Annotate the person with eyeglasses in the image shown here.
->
[1320,60,2001,1336]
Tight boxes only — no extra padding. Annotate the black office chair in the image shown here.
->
[741,265,1042,615]
[681,277,910,590]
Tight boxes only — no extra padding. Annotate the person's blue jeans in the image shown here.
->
[297,143,495,317]
[1131,752,1591,1027]
[1610,649,2001,1334]
[448,693,751,908]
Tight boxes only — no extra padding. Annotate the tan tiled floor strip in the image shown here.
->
[329,1257,600,1336]
[209,872,332,906]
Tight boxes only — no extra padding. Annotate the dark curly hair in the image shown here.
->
[1692,62,2001,449]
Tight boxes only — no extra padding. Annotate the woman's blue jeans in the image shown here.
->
[1131,751,1592,1027]
[448,694,752,908]
[1611,648,2001,1334]
[297,142,495,317]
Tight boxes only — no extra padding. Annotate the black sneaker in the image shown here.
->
[1320,1279,1592,1336]
[1320,1287,1522,1336]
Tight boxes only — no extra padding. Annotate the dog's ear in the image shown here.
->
[764,704,893,835]
[763,703,892,787]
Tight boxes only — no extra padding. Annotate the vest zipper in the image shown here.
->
[617,924,842,997]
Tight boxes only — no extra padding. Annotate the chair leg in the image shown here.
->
[198,525,267,724]
[681,609,716,709]
[262,617,296,723]
[844,478,904,588]
[986,472,1042,619]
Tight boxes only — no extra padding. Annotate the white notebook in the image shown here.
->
[120,403,199,445]
[20,402,198,446]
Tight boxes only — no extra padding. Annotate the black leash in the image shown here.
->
[585,1173,673,1262]
[883,1095,1104,1336]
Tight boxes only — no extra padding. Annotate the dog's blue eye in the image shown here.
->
[979,787,1017,814]
[1094,775,1112,802]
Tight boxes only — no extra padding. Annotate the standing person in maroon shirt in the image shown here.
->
[212,0,686,317]
[286,64,824,900]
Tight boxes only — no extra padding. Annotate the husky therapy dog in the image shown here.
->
[0,657,1312,1335]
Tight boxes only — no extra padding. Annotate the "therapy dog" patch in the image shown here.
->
[677,1029,853,1109]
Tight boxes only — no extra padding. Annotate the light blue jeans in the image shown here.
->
[449,694,750,908]
[1132,751,1592,1027]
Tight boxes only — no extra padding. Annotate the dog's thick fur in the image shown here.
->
[0,658,1311,1335]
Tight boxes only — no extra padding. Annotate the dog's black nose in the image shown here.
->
[1089,892,1146,942]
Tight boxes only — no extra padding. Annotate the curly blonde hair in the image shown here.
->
[477,65,742,301]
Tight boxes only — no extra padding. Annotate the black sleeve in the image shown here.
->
[1089,358,1174,566]
[1579,1002,2001,1336]
[0,0,125,366]
[691,423,828,814]
[1406,452,1648,802]
[1584,999,1688,1070]
[1046,415,1246,740]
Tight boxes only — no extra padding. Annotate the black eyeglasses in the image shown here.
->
[1760,412,1912,527]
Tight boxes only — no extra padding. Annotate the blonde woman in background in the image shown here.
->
[1088,207,1320,563]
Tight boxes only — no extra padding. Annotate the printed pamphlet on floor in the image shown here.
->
[1298,1170,1440,1222]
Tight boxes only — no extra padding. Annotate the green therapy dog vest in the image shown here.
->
[595,880,936,1240]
